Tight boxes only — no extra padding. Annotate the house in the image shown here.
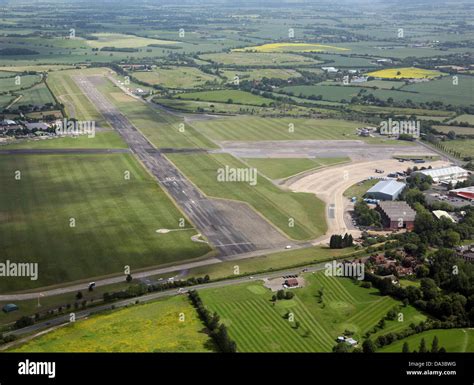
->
[24,122,49,131]
[377,201,416,230]
[284,278,299,288]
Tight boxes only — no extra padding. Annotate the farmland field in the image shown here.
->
[379,329,474,352]
[199,272,424,352]
[175,89,274,106]
[433,125,474,136]
[221,68,301,82]
[85,33,180,49]
[10,82,56,109]
[199,52,321,66]
[190,116,363,141]
[0,154,211,292]
[132,66,219,88]
[366,67,442,79]
[166,152,327,240]
[448,114,474,125]
[234,42,349,53]
[244,157,350,180]
[441,139,474,157]
[11,296,213,352]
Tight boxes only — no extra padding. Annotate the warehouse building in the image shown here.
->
[366,180,406,201]
[377,201,416,230]
[449,186,474,201]
[414,166,469,183]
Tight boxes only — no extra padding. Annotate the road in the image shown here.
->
[2,258,349,340]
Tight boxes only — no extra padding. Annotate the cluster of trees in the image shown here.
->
[330,233,354,249]
[365,249,474,326]
[188,290,236,353]
[402,336,446,353]
[272,290,294,301]
[354,201,382,227]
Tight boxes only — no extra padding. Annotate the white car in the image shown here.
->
[285,245,292,249]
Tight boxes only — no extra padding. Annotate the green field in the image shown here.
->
[244,157,350,180]
[166,153,327,240]
[0,154,211,292]
[221,68,301,82]
[10,82,56,109]
[97,79,217,149]
[379,328,474,352]
[132,66,219,89]
[11,296,213,352]
[190,116,362,141]
[0,74,41,93]
[442,139,474,157]
[176,89,274,106]
[199,51,320,67]
[2,131,127,149]
[448,114,474,125]
[343,179,378,199]
[433,125,474,135]
[47,69,110,127]
[199,272,423,352]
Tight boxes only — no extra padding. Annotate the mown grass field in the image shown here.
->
[244,157,350,180]
[176,89,274,106]
[199,51,320,66]
[97,79,217,149]
[366,67,442,79]
[2,131,127,149]
[199,272,424,352]
[433,125,474,135]
[132,66,219,88]
[11,296,213,352]
[166,152,327,240]
[379,329,474,352]
[343,179,378,199]
[234,42,349,53]
[47,69,110,127]
[0,154,211,292]
[190,116,362,141]
[448,114,474,125]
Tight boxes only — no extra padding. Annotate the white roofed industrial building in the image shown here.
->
[366,180,406,201]
[414,166,469,183]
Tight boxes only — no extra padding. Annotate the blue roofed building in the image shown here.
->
[365,180,406,201]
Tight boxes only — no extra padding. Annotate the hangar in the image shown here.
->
[366,180,406,201]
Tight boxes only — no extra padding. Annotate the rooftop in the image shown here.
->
[416,166,468,178]
[378,201,416,221]
[367,180,406,196]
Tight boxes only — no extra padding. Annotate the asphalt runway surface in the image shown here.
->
[73,75,266,257]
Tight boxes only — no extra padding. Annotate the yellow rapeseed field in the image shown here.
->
[11,296,212,352]
[233,42,349,53]
[367,67,442,79]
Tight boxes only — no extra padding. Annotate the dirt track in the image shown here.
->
[286,159,451,244]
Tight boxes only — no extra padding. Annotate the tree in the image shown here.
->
[362,339,376,353]
[419,338,427,353]
[431,336,439,353]
[402,342,410,353]
[276,290,285,300]
[76,291,83,300]
[126,274,133,283]
[333,343,350,353]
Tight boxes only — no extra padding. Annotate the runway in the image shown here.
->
[73,75,291,257]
